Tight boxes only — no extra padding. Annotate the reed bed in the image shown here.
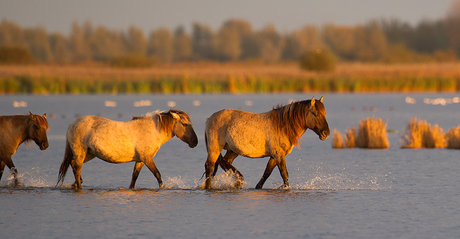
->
[1,62,460,94]
[401,118,446,148]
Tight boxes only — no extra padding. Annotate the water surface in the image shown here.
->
[1,93,460,238]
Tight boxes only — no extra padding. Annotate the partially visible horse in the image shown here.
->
[0,112,49,184]
[56,109,198,189]
[204,96,330,189]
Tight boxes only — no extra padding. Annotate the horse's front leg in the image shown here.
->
[129,161,144,189]
[0,156,19,186]
[255,157,276,189]
[143,158,163,188]
[276,156,290,189]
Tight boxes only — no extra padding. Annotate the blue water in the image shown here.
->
[1,93,460,238]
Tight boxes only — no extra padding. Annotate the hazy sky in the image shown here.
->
[0,0,455,35]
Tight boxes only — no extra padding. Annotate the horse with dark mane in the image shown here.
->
[56,109,198,189]
[204,96,330,189]
[0,112,49,185]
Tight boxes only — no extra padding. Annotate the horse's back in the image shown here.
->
[206,109,274,157]
[66,115,157,163]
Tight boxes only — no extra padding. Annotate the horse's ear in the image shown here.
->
[43,113,47,119]
[29,111,36,120]
[320,96,323,103]
[170,112,180,120]
[310,97,315,108]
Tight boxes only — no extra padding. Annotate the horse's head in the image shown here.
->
[28,111,49,150]
[169,110,198,148]
[306,97,330,140]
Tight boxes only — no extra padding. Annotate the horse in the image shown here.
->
[204,96,330,189]
[0,112,49,185]
[56,109,198,189]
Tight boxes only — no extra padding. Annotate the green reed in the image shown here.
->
[0,75,459,94]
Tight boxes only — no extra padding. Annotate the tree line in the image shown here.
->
[1,1,460,65]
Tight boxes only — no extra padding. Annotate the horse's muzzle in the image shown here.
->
[188,138,198,148]
[40,142,49,150]
[319,131,330,140]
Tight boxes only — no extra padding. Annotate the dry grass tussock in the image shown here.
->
[355,117,390,149]
[446,126,460,149]
[401,118,446,148]
[345,127,356,148]
[332,118,388,149]
[331,129,344,149]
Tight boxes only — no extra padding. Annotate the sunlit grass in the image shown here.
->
[331,129,344,149]
[401,118,446,148]
[355,117,389,149]
[446,126,460,149]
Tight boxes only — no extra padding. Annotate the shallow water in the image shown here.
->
[1,93,460,238]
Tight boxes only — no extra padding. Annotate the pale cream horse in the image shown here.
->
[57,109,198,189]
[204,97,330,189]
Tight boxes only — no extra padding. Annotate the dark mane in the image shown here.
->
[269,100,320,147]
[33,114,49,130]
[133,109,191,133]
[3,114,49,130]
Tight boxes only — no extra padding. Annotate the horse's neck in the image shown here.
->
[138,117,174,145]
[6,116,31,146]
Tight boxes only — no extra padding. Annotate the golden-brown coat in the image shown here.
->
[204,97,330,189]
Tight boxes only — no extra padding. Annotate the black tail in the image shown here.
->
[56,139,73,187]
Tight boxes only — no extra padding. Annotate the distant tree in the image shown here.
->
[411,20,448,53]
[125,26,148,56]
[445,0,460,56]
[0,45,35,64]
[322,24,356,60]
[50,33,72,64]
[192,22,215,60]
[0,20,26,46]
[69,21,91,62]
[24,27,53,62]
[148,28,174,63]
[380,19,414,45]
[354,22,388,61]
[256,24,284,63]
[173,26,192,61]
[89,26,125,61]
[215,19,253,61]
[283,25,324,60]
[323,22,387,62]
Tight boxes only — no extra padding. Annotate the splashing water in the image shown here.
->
[0,168,50,188]
[194,170,248,190]
[293,167,383,190]
[162,176,189,189]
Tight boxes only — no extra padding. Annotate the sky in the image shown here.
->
[0,0,456,35]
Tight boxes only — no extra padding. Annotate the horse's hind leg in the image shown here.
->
[129,162,144,189]
[70,159,83,189]
[212,150,242,178]
[205,151,221,189]
[255,157,277,189]
[144,158,163,188]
